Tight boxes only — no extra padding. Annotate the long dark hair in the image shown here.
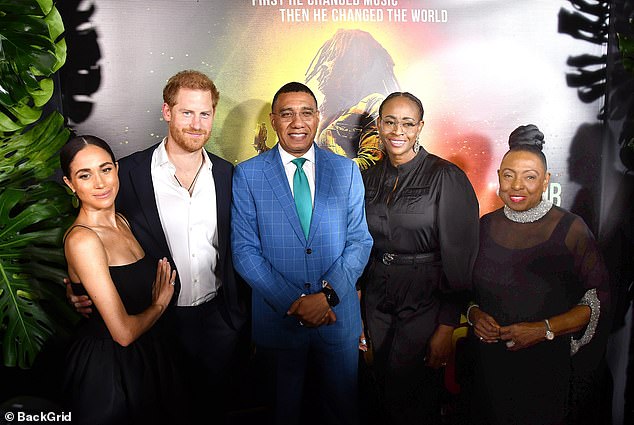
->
[306,29,399,113]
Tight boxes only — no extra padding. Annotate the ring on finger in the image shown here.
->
[506,340,516,348]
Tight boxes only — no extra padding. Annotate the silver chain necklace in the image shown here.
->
[503,199,553,223]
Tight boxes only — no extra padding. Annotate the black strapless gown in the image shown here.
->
[63,257,186,425]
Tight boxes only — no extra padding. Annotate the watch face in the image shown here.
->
[546,330,555,340]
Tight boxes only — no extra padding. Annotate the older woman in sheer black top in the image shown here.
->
[466,125,610,425]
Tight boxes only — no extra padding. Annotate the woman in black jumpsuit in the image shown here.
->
[359,92,479,424]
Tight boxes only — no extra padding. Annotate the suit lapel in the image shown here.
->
[309,146,332,244]
[128,149,171,256]
[265,147,307,243]
[210,153,229,262]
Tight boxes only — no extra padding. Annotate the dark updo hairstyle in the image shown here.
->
[505,124,547,170]
[60,135,116,178]
[379,92,425,121]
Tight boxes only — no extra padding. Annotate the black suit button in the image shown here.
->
[306,248,312,254]
[304,283,311,290]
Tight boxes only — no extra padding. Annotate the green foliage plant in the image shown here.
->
[0,0,75,368]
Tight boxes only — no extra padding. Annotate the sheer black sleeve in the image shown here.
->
[566,216,611,368]
[566,217,610,316]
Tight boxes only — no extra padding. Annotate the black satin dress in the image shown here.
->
[63,257,187,425]
[359,148,479,424]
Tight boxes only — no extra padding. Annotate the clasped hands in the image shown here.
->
[287,293,336,327]
[470,307,546,351]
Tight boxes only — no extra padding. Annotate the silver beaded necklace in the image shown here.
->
[503,199,553,223]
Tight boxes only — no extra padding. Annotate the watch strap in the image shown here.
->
[320,281,339,307]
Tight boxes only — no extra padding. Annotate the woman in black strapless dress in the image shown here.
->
[60,136,185,425]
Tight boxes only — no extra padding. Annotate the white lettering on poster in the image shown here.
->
[364,0,398,5]
[279,8,309,21]
[331,8,384,21]
[252,0,281,5]
[251,0,449,23]
[545,183,562,206]
[411,9,448,23]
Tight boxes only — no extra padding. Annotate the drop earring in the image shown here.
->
[413,137,421,153]
[72,191,79,208]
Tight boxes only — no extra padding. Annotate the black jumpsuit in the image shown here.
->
[359,148,479,424]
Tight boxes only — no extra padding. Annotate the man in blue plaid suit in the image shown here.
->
[231,82,373,425]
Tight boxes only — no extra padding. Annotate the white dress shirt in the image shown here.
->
[151,140,220,306]
[278,144,315,205]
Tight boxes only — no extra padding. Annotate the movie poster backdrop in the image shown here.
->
[64,0,606,216]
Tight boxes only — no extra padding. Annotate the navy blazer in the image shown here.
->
[116,143,247,330]
[231,144,373,348]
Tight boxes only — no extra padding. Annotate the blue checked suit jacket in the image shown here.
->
[231,143,373,348]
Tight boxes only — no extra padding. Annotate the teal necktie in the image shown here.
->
[291,158,312,239]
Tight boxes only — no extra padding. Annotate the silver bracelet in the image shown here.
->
[571,289,600,355]
[466,304,479,326]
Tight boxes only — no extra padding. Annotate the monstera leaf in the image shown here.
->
[0,0,73,368]
[0,112,69,187]
[0,111,74,368]
[0,182,75,368]
[0,0,66,132]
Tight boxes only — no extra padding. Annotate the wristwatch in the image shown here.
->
[544,319,555,340]
[321,280,340,307]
